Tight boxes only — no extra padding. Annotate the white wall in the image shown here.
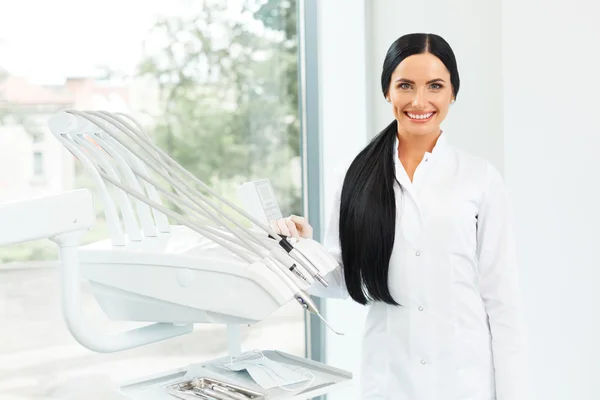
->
[318,1,505,398]
[502,1,600,399]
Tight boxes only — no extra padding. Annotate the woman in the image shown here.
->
[272,33,529,400]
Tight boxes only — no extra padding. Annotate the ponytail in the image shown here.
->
[339,120,400,305]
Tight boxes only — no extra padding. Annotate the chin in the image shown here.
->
[399,119,440,136]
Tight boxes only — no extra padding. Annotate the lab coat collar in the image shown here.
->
[393,131,448,165]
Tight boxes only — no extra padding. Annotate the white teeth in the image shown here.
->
[407,112,433,120]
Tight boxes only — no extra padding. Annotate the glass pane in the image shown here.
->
[0,0,304,398]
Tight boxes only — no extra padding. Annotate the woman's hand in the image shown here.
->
[269,215,314,239]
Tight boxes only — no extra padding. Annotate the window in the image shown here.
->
[0,0,307,398]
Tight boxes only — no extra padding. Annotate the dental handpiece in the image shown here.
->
[263,258,343,336]
[270,235,328,287]
[289,247,328,287]
[269,246,311,284]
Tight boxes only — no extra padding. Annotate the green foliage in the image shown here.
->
[0,240,57,264]
[137,0,302,215]
[0,0,303,264]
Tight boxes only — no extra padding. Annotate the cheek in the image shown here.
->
[433,101,451,117]
[392,104,408,119]
[390,92,411,106]
[435,107,449,118]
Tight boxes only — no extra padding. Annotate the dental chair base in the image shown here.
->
[112,350,353,400]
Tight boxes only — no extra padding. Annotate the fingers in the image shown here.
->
[289,214,305,224]
[269,215,313,239]
[277,218,291,237]
[289,215,308,231]
[290,214,313,239]
[285,218,300,238]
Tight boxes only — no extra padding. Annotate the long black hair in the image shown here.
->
[339,33,460,305]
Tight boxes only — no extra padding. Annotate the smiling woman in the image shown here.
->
[271,32,531,400]
[335,32,529,399]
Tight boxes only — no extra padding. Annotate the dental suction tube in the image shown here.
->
[47,109,343,336]
[74,109,329,288]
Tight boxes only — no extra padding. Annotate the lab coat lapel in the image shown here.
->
[393,137,424,223]
[392,133,449,226]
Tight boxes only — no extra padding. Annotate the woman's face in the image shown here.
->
[387,53,454,136]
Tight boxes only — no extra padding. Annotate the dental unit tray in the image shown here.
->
[113,350,352,400]
[0,109,356,399]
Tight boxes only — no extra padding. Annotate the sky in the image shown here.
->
[0,0,257,85]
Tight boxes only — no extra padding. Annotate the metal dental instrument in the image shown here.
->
[169,389,217,400]
[207,385,251,400]
[169,378,262,400]
[195,387,234,400]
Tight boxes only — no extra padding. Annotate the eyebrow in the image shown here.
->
[395,78,446,84]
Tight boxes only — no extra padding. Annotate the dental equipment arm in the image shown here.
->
[62,110,331,278]
[46,109,343,346]
[83,109,330,287]
[0,190,194,353]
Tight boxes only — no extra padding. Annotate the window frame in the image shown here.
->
[297,0,326,373]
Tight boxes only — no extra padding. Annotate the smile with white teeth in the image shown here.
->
[405,112,434,120]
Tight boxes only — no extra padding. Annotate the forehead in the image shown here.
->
[391,53,450,81]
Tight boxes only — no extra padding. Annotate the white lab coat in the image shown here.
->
[311,133,530,400]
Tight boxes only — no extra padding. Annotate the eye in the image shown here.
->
[430,83,443,90]
[398,83,412,90]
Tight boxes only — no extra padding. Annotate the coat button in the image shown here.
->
[418,306,424,311]
[421,359,427,365]
[415,251,421,257]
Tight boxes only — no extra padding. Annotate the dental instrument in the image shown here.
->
[92,110,328,286]
[78,109,328,285]
[0,108,352,398]
[0,107,352,398]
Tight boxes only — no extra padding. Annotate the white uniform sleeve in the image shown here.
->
[307,170,349,300]
[477,163,532,400]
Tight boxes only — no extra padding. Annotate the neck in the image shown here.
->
[396,129,441,161]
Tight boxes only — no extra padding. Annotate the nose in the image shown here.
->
[411,89,427,109]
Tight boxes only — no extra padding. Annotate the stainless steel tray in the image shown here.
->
[114,350,353,400]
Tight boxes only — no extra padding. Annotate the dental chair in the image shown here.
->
[0,109,352,399]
